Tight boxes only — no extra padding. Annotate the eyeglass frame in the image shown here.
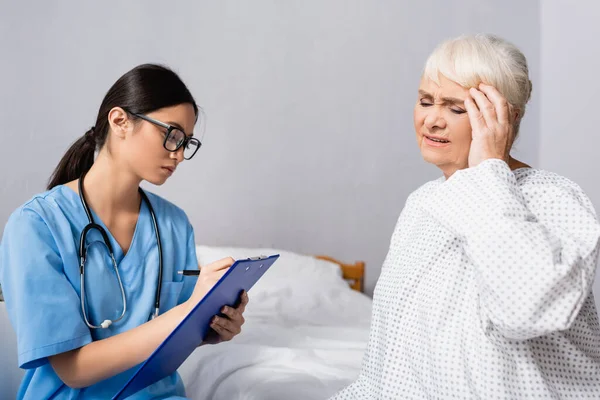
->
[130,112,202,160]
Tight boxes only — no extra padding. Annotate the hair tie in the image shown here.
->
[84,127,96,144]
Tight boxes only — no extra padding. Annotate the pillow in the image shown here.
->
[194,245,355,321]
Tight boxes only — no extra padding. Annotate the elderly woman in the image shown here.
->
[332,34,600,399]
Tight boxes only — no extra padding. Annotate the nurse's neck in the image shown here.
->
[72,151,142,216]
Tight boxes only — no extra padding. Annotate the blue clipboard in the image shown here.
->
[112,254,280,400]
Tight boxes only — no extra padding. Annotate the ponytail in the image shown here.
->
[46,128,96,190]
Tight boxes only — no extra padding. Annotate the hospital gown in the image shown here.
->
[332,159,600,399]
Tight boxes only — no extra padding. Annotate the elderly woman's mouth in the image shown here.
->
[424,135,450,146]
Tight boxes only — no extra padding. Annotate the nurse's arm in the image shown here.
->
[48,257,232,389]
[48,302,189,389]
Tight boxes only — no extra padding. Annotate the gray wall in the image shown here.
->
[0,0,540,295]
[539,0,600,310]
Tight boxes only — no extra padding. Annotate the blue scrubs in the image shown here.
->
[0,185,198,399]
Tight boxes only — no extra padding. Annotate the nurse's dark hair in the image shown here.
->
[47,63,198,190]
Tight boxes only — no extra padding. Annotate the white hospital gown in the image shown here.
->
[332,159,600,399]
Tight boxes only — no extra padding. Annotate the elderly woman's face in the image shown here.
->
[414,74,472,173]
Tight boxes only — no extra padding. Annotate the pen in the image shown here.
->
[177,270,201,276]
[177,256,269,277]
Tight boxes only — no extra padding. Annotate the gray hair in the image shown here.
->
[423,33,532,134]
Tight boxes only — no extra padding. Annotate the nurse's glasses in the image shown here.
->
[132,113,202,160]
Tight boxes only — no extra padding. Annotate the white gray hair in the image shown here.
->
[423,33,532,134]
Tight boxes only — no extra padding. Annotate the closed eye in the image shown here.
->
[419,100,433,107]
[450,108,466,114]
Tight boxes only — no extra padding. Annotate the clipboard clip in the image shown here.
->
[249,255,268,260]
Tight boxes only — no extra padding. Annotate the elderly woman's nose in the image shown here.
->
[424,109,446,129]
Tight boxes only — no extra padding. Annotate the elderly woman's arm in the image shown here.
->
[423,158,600,340]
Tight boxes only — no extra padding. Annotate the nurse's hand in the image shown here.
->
[184,257,234,314]
[204,291,249,345]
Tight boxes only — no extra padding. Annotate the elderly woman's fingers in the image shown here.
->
[464,96,486,137]
[478,83,510,126]
[469,87,496,129]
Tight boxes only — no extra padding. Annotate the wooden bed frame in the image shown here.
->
[315,256,365,293]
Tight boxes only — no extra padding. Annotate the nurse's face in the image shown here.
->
[122,103,197,185]
[413,74,472,177]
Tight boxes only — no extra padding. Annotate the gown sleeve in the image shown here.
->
[0,207,92,369]
[422,159,600,340]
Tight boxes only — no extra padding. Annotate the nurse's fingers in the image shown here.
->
[205,257,235,272]
[210,323,234,341]
[190,265,231,309]
[198,266,229,288]
[237,291,249,313]
[214,315,242,334]
[211,317,239,340]
[221,306,245,326]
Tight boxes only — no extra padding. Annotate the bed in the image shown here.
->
[177,245,372,400]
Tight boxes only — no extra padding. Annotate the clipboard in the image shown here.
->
[112,254,280,400]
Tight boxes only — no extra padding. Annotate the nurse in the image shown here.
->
[0,64,247,399]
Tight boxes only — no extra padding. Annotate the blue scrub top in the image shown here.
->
[0,185,199,399]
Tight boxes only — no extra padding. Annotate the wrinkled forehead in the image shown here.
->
[418,74,470,100]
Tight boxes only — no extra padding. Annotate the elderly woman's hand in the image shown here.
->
[203,291,249,345]
[465,83,516,168]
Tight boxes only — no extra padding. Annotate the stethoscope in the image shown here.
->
[78,173,164,329]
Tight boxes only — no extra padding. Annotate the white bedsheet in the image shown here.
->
[178,282,372,400]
